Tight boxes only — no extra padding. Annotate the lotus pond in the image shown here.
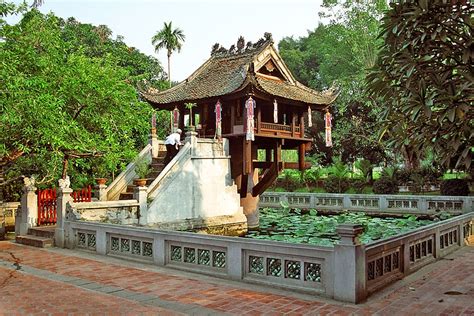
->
[245,208,451,246]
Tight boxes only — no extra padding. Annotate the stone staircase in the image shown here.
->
[119,151,167,200]
[16,226,55,248]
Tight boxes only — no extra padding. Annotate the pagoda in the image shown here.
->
[140,33,338,227]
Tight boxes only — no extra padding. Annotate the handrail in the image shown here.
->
[72,200,139,209]
[147,142,191,198]
[105,144,152,201]
[260,191,474,214]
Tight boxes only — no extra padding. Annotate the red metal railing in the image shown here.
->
[37,185,92,226]
[37,188,57,226]
[71,185,92,203]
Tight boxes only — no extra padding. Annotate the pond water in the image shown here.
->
[244,208,443,246]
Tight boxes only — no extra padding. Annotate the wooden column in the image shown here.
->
[266,147,272,162]
[291,112,296,137]
[299,143,305,171]
[300,112,305,138]
[257,102,261,135]
[274,140,282,171]
[179,105,185,130]
[243,138,252,175]
[230,102,235,133]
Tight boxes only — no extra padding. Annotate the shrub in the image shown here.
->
[373,177,398,194]
[397,169,412,185]
[361,186,374,194]
[324,175,350,193]
[312,187,327,193]
[274,169,303,191]
[350,179,368,193]
[440,179,470,196]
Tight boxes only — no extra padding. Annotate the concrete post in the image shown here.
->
[149,127,159,158]
[379,196,388,212]
[134,186,148,225]
[334,224,366,303]
[55,187,73,247]
[227,243,243,280]
[185,130,198,155]
[96,183,107,201]
[419,197,428,213]
[342,195,351,210]
[16,179,38,236]
[96,228,107,255]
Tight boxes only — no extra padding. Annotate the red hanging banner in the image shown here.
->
[325,110,332,147]
[215,100,222,140]
[172,106,180,132]
[245,97,256,141]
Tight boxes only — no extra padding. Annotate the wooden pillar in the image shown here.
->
[257,103,261,135]
[179,105,185,130]
[291,112,296,137]
[274,140,282,171]
[300,112,305,138]
[266,147,272,162]
[298,143,305,171]
[243,139,252,175]
[230,102,235,133]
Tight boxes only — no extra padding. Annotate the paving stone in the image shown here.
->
[0,241,473,315]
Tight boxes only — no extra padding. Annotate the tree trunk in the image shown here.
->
[167,53,171,88]
[61,154,69,179]
[401,145,420,170]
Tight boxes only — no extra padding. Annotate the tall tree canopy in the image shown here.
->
[152,21,185,87]
[367,0,473,171]
[0,5,167,200]
[278,1,388,166]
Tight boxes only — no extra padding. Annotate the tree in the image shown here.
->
[278,1,389,166]
[367,0,473,171]
[0,6,158,200]
[151,21,185,87]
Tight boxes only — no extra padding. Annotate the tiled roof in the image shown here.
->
[140,52,253,106]
[255,77,338,105]
[140,38,338,108]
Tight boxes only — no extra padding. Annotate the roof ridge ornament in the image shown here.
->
[210,33,273,57]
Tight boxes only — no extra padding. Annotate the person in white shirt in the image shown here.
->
[164,129,182,164]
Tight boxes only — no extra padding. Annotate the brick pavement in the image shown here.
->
[0,241,472,315]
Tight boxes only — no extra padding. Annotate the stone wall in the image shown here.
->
[145,134,247,231]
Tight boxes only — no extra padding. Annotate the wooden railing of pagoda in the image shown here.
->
[258,122,301,138]
[38,185,92,226]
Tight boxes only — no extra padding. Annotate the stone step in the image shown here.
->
[28,226,56,239]
[153,156,166,163]
[16,235,53,248]
[119,192,134,200]
[148,171,161,178]
[151,163,165,170]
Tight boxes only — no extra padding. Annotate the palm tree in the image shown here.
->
[151,21,185,87]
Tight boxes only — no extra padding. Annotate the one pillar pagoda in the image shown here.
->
[140,33,338,228]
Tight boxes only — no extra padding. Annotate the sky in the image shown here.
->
[11,0,324,81]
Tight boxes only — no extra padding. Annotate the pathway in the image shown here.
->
[0,241,472,315]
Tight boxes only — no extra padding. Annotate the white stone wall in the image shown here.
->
[145,137,246,226]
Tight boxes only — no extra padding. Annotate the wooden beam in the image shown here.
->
[252,164,278,196]
[253,161,272,169]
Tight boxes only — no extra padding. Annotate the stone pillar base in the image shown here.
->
[241,193,259,229]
